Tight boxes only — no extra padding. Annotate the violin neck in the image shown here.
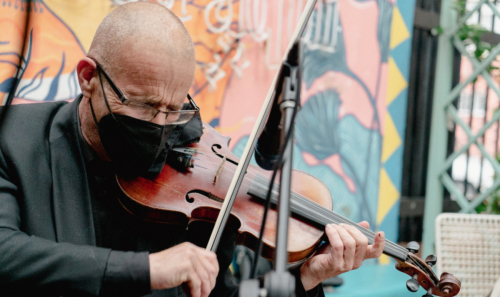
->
[248,176,409,262]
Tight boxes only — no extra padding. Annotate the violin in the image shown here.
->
[116,122,461,297]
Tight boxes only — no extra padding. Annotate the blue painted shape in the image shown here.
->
[397,0,417,30]
[0,77,15,93]
[378,199,401,242]
[325,262,428,297]
[378,1,394,63]
[67,68,79,99]
[17,67,48,98]
[292,145,364,224]
[209,118,220,128]
[383,146,404,192]
[230,136,258,166]
[295,91,341,160]
[44,52,65,101]
[292,90,384,228]
[388,91,408,139]
[390,38,412,79]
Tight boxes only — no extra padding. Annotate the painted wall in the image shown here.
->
[0,0,416,264]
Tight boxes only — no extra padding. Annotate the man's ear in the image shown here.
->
[77,58,97,98]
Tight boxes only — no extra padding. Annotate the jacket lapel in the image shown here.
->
[49,95,96,245]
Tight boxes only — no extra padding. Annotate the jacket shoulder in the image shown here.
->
[0,102,68,153]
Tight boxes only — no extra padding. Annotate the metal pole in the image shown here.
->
[275,90,296,274]
[422,0,457,256]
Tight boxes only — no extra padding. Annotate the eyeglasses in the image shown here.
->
[91,58,199,125]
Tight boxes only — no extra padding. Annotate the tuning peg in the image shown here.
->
[406,241,420,254]
[425,255,437,268]
[406,278,419,292]
[423,287,434,296]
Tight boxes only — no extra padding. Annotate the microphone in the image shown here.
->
[255,43,300,171]
[255,100,282,170]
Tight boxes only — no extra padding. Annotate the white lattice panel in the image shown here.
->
[436,214,500,297]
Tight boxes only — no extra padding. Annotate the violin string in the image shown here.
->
[408,256,429,278]
[184,151,264,178]
[178,152,409,256]
[250,178,408,258]
[286,193,408,257]
[288,194,408,255]
[252,175,409,255]
[193,164,209,170]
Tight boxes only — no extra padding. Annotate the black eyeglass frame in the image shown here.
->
[90,57,199,123]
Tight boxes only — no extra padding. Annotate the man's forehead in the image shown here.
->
[106,62,190,107]
[119,85,187,110]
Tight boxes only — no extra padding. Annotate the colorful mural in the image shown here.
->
[0,0,416,264]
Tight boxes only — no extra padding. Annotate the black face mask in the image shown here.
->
[90,99,175,178]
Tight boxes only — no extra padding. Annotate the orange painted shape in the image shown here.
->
[0,3,28,103]
[23,2,85,79]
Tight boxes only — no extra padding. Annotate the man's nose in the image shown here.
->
[150,113,167,126]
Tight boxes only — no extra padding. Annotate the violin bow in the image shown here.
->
[206,0,318,253]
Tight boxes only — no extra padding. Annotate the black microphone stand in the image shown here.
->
[240,40,302,297]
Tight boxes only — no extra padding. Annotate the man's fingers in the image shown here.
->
[199,272,211,297]
[340,224,368,269]
[150,242,219,294]
[198,252,218,292]
[334,225,356,271]
[191,250,218,297]
[193,261,210,297]
[357,221,370,230]
[324,224,344,268]
[188,272,202,297]
[365,231,385,259]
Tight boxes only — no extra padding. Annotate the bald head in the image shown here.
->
[78,2,197,161]
[88,2,195,77]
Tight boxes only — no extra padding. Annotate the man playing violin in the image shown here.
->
[0,2,385,296]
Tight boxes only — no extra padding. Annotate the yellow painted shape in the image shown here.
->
[386,57,408,105]
[390,6,410,49]
[44,0,114,53]
[379,254,391,265]
[376,168,400,225]
[381,113,401,163]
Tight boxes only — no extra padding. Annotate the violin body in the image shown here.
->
[117,122,332,263]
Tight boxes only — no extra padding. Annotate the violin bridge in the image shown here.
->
[213,155,226,185]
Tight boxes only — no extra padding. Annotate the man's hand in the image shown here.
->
[149,242,219,297]
[299,222,385,291]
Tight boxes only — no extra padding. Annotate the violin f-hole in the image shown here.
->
[186,194,195,203]
[186,189,224,204]
[211,144,239,166]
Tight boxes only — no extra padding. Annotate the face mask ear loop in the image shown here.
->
[96,66,119,123]
[89,98,99,125]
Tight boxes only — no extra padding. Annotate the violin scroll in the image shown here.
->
[437,273,461,297]
[396,252,461,297]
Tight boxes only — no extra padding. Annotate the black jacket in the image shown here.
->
[0,99,111,295]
